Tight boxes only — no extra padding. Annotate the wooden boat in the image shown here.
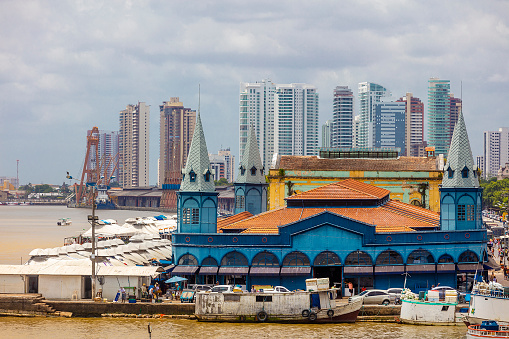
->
[399,289,463,325]
[57,218,72,226]
[195,288,362,323]
[464,281,509,326]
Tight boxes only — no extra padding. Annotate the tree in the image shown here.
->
[214,178,230,186]
[34,184,55,194]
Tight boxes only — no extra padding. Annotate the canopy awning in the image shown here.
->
[374,265,404,275]
[437,263,456,273]
[198,266,218,275]
[484,256,501,271]
[165,276,187,283]
[249,267,280,276]
[406,264,436,273]
[457,263,483,272]
[218,267,249,275]
[171,266,199,275]
[280,266,311,276]
[343,266,373,275]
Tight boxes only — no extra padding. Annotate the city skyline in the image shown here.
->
[1,1,508,185]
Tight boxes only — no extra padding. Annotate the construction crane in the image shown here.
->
[76,127,100,205]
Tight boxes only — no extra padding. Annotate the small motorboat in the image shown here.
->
[467,321,509,338]
[57,218,72,226]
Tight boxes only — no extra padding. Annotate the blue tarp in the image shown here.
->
[165,276,188,284]
[154,215,167,220]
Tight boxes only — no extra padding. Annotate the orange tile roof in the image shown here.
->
[287,179,390,201]
[217,211,253,232]
[220,201,439,234]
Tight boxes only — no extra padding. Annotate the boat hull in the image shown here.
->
[195,291,362,323]
[467,293,509,325]
[400,299,463,326]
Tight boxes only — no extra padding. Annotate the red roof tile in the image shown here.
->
[217,211,253,232]
[286,179,390,201]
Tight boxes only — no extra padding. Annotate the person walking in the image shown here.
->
[120,287,126,303]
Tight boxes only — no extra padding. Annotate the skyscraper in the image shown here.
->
[374,101,406,153]
[322,120,331,148]
[331,86,353,148]
[239,80,319,171]
[428,78,450,156]
[87,130,119,182]
[483,127,509,179]
[159,97,196,209]
[397,93,424,157]
[358,82,389,148]
[218,148,235,183]
[118,102,149,188]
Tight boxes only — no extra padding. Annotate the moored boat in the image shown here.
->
[467,321,509,338]
[464,281,509,326]
[195,288,362,323]
[57,218,72,226]
[399,288,463,325]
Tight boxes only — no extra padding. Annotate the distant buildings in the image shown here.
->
[482,127,509,179]
[322,120,331,148]
[397,93,425,157]
[209,148,235,183]
[86,130,119,182]
[159,97,196,209]
[374,101,406,152]
[118,102,150,188]
[358,82,389,148]
[217,148,235,183]
[331,86,354,148]
[427,78,462,156]
[239,80,319,172]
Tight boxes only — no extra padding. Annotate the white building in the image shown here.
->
[483,127,509,179]
[331,86,354,148]
[119,102,150,188]
[358,82,390,148]
[239,80,319,172]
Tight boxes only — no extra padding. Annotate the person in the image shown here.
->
[141,283,147,299]
[348,281,353,295]
[361,286,366,292]
[120,287,126,303]
[149,286,154,300]
[154,283,160,300]
[491,271,496,282]
[215,281,219,285]
[251,286,255,293]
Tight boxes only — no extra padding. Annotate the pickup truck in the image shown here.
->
[262,286,291,293]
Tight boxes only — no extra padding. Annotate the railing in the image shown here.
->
[467,324,509,337]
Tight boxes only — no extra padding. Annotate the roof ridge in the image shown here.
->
[335,180,381,199]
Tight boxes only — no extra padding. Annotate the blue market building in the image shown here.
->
[171,112,489,294]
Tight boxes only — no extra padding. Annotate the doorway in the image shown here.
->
[27,276,38,293]
[313,266,342,288]
[83,276,92,299]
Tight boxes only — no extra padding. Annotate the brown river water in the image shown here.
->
[0,206,467,338]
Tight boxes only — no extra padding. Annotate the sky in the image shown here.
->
[1,0,508,186]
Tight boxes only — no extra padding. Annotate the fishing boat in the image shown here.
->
[57,218,72,226]
[464,281,509,326]
[195,278,362,323]
[399,288,463,325]
[467,321,509,338]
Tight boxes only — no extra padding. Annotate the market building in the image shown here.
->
[171,111,488,295]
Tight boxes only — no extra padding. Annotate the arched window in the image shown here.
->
[189,170,196,182]
[250,166,257,175]
[411,200,421,207]
[240,166,245,176]
[438,254,454,263]
[178,253,198,266]
[282,251,310,266]
[204,170,211,182]
[447,167,454,179]
[252,251,279,267]
[462,166,469,178]
[313,251,341,266]
[458,250,479,263]
[201,256,218,266]
[345,251,373,266]
[407,249,434,264]
[221,251,248,266]
[375,250,404,265]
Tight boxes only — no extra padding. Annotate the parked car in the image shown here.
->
[262,286,291,293]
[386,288,404,304]
[349,289,391,305]
[209,285,234,293]
[192,284,212,292]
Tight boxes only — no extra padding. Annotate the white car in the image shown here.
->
[262,286,291,293]
[209,285,233,293]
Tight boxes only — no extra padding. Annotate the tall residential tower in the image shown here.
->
[331,86,353,148]
[358,82,389,148]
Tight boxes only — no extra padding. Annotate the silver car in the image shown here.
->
[349,289,391,305]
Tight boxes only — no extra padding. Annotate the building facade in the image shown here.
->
[322,120,331,148]
[87,130,119,182]
[483,128,509,179]
[218,148,235,183]
[119,102,150,188]
[159,97,196,209]
[358,82,389,148]
[397,93,424,157]
[374,101,406,153]
[331,86,354,148]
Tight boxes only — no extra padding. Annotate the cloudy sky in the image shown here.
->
[1,0,508,185]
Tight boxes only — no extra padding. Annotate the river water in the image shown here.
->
[0,206,468,338]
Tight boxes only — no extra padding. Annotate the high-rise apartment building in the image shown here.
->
[427,78,462,156]
[322,120,331,148]
[159,97,196,208]
[239,80,319,171]
[483,127,509,179]
[218,148,235,183]
[352,115,361,148]
[118,102,150,188]
[358,82,389,148]
[397,93,424,157]
[87,130,119,182]
[374,101,406,153]
[209,148,235,183]
[331,86,354,148]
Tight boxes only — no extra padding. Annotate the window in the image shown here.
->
[282,251,310,266]
[178,253,198,266]
[467,205,475,221]
[191,208,199,224]
[204,170,211,182]
[438,254,454,263]
[221,251,248,266]
[462,166,469,178]
[189,170,196,182]
[458,250,479,263]
[240,166,246,176]
[183,208,191,224]
[250,166,257,175]
[202,256,218,266]
[447,167,454,179]
[252,251,279,266]
[407,249,434,264]
[376,250,404,265]
[235,196,245,209]
[458,205,466,221]
[314,251,341,266]
[345,251,373,266]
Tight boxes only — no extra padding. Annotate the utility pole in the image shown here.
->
[16,160,19,189]
[88,184,98,300]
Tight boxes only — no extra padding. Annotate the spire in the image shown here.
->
[237,125,265,184]
[441,111,479,188]
[180,113,215,192]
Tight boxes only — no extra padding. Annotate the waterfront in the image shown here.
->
[0,317,468,339]
[0,205,167,265]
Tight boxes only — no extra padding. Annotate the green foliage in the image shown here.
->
[34,184,55,194]
[109,181,121,188]
[481,178,509,211]
[278,169,285,177]
[18,184,34,193]
[214,178,230,186]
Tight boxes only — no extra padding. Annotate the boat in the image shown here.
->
[464,281,509,326]
[57,218,72,226]
[467,321,509,338]
[195,278,362,323]
[95,184,116,210]
[399,288,463,325]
